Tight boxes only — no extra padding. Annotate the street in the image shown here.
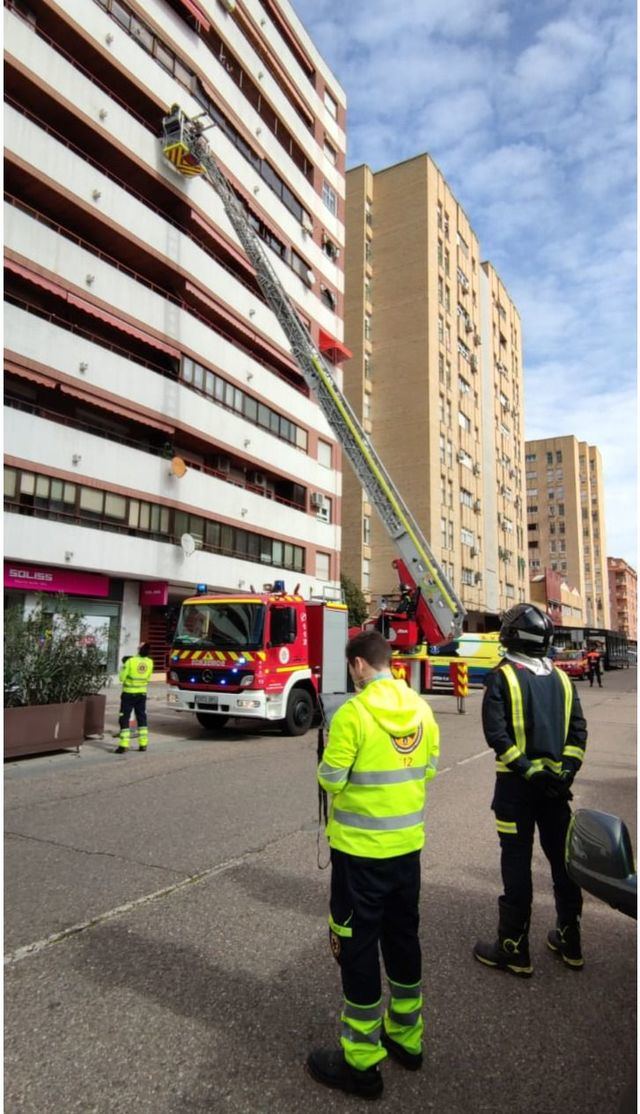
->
[4,669,637,1113]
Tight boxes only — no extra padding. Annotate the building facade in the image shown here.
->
[607,557,637,641]
[524,436,610,629]
[529,569,584,627]
[4,0,347,669]
[342,155,527,628]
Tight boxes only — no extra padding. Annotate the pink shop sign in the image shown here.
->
[4,563,110,597]
[139,580,169,606]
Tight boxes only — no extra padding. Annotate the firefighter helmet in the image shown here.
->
[499,603,553,657]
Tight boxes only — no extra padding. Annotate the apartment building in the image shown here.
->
[4,0,348,669]
[608,557,637,640]
[525,436,610,628]
[342,155,527,628]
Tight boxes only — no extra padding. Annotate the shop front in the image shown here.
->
[4,562,123,673]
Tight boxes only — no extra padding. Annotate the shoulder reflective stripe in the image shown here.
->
[343,1001,382,1021]
[329,914,353,938]
[341,1022,381,1046]
[332,809,424,830]
[563,745,585,761]
[349,767,427,785]
[388,1006,421,1027]
[554,667,573,741]
[501,665,526,753]
[499,745,521,766]
[318,761,349,784]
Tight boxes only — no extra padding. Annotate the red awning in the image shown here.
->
[4,256,67,297]
[66,293,180,358]
[319,329,353,364]
[59,383,175,434]
[5,362,57,389]
[176,0,210,29]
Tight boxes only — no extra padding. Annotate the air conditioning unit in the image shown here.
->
[456,450,466,463]
[465,318,473,333]
[470,355,478,370]
[473,499,481,512]
[474,572,483,584]
[310,491,326,509]
[248,470,267,488]
[472,462,481,476]
[470,546,478,557]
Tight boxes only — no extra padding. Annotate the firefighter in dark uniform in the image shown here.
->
[474,603,588,976]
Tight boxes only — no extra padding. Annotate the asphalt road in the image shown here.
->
[4,669,637,1113]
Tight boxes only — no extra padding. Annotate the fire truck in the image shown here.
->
[161,106,466,734]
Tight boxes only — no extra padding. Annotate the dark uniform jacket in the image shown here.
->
[482,661,587,780]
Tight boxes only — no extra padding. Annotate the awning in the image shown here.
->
[66,293,181,358]
[5,362,58,389]
[59,383,175,434]
[4,256,67,297]
[319,329,352,364]
[175,0,210,29]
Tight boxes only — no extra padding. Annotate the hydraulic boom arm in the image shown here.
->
[161,106,465,644]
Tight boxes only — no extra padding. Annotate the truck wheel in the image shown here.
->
[196,713,229,730]
[281,688,314,736]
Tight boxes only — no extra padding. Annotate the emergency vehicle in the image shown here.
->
[161,106,466,732]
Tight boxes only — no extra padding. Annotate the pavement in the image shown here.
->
[4,669,637,1113]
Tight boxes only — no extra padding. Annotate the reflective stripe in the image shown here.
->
[563,745,585,761]
[329,913,353,938]
[388,980,421,999]
[501,665,526,752]
[318,761,348,784]
[341,1022,381,1046]
[343,1000,382,1022]
[554,667,573,742]
[499,745,521,766]
[388,1007,421,1027]
[332,808,424,831]
[527,757,563,774]
[349,767,427,785]
[496,820,517,834]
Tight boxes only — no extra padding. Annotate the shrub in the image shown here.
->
[4,597,108,707]
[340,573,369,628]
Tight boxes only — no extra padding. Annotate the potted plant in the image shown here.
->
[4,597,109,758]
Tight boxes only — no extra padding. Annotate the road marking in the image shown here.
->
[4,845,265,968]
[456,750,492,766]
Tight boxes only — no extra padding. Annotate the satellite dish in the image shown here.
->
[180,533,196,558]
[170,456,187,478]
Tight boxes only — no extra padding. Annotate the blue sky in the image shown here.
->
[293,0,637,567]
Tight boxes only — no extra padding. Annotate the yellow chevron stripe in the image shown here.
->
[228,652,239,661]
[215,652,225,661]
[192,652,202,660]
[257,652,267,660]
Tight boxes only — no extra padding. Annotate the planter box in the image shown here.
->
[84,693,106,738]
[4,702,86,759]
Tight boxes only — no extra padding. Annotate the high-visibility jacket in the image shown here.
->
[119,654,154,694]
[318,676,440,858]
[482,661,587,779]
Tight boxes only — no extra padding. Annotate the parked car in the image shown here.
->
[566,809,637,919]
[554,648,589,681]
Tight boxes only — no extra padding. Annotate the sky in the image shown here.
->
[293,0,637,568]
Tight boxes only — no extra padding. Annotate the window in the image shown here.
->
[457,232,469,256]
[461,567,474,586]
[461,527,475,547]
[316,552,331,580]
[460,488,473,508]
[546,452,553,465]
[291,249,313,286]
[364,316,372,341]
[458,375,471,394]
[458,410,471,432]
[318,440,333,468]
[323,140,337,165]
[439,435,446,465]
[438,240,444,268]
[363,516,371,546]
[441,517,447,548]
[556,450,563,463]
[362,557,370,589]
[80,487,104,514]
[320,286,336,311]
[438,316,444,344]
[322,180,337,215]
[324,89,338,119]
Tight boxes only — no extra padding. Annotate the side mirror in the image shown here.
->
[566,809,637,920]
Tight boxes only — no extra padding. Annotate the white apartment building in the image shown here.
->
[4,0,348,669]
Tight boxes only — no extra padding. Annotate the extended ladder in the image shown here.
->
[161,106,465,644]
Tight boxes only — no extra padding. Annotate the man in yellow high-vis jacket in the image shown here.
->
[114,642,154,754]
[307,630,440,1101]
[474,604,588,977]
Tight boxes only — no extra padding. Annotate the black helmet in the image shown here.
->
[499,603,553,657]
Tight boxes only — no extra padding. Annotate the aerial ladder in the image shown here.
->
[161,106,465,647]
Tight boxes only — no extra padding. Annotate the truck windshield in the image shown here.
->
[173,602,266,651]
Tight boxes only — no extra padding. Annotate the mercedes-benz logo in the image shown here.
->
[201,670,215,683]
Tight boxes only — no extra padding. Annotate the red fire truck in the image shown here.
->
[162,108,466,733]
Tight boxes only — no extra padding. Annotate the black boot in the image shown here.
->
[306,1049,383,1099]
[381,1028,422,1071]
[473,901,533,978]
[547,918,584,969]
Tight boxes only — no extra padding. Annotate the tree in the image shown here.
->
[340,573,369,628]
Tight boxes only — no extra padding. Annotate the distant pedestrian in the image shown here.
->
[308,629,440,1100]
[474,604,588,976]
[586,648,603,688]
[114,643,154,754]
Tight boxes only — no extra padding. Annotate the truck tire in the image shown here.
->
[196,712,229,730]
[281,688,314,736]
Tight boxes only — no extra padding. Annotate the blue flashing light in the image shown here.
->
[220,678,227,685]
[189,675,197,683]
[196,583,208,594]
[273,579,285,593]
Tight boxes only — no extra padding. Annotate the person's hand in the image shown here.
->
[543,770,573,801]
[526,769,554,799]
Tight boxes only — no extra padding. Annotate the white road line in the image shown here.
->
[456,750,492,766]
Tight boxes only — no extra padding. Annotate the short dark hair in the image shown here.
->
[139,643,151,657]
[346,629,391,669]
